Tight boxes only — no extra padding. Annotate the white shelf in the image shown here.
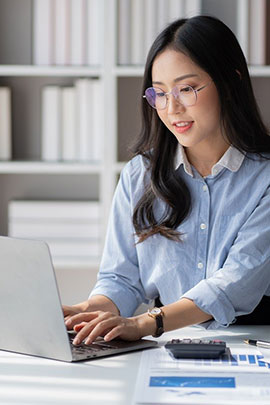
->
[1,64,270,79]
[0,161,102,174]
[114,65,270,78]
[0,65,102,77]
[114,66,144,77]
[114,161,126,173]
[249,65,270,77]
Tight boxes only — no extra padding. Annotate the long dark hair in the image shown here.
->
[132,15,270,243]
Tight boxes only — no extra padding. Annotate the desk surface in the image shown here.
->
[0,325,269,405]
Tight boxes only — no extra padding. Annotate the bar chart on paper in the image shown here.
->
[183,351,270,369]
[150,347,270,372]
[134,347,270,404]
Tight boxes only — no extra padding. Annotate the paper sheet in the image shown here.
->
[133,346,270,404]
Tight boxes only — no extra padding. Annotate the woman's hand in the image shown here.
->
[62,295,121,327]
[63,305,82,322]
[63,298,213,345]
[65,311,147,345]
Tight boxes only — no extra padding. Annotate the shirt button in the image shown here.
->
[197,262,204,269]
[200,223,207,230]
[202,185,208,192]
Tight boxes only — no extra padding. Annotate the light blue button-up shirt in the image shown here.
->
[90,145,270,329]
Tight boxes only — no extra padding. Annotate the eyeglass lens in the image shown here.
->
[145,85,197,109]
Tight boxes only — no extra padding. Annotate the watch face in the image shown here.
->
[151,307,161,315]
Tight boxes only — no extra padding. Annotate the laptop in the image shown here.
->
[0,236,158,362]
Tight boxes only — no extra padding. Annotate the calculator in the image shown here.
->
[165,338,227,359]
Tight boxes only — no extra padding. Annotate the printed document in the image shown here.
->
[133,346,270,404]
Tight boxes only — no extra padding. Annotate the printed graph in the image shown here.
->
[150,376,236,388]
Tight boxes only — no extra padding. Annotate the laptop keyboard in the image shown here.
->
[67,331,158,361]
[68,332,118,359]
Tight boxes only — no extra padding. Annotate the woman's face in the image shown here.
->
[151,48,224,154]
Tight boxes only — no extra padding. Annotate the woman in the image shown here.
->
[64,16,270,345]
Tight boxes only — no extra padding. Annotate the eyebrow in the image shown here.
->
[152,73,199,86]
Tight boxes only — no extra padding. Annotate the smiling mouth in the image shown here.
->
[173,121,194,133]
[175,121,192,127]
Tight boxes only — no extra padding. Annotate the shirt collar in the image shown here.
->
[174,144,245,177]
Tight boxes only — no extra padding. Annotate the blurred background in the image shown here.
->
[0,0,269,305]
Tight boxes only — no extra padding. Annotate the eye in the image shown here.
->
[155,91,166,99]
[180,86,193,93]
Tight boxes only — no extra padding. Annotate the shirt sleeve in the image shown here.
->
[182,184,270,330]
[89,161,149,317]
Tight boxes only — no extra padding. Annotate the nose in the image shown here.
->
[166,93,186,114]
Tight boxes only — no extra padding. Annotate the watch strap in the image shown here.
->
[148,308,164,337]
[153,313,164,337]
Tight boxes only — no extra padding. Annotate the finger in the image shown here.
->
[72,312,118,345]
[65,317,74,329]
[103,324,125,341]
[73,322,95,345]
[65,311,99,329]
[84,317,121,345]
[64,314,77,324]
[62,305,73,317]
[73,322,88,332]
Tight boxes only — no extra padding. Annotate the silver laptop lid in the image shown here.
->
[0,236,72,362]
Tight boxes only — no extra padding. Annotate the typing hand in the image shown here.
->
[63,305,84,326]
[64,311,144,345]
[63,305,80,316]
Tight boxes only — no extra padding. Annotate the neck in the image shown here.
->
[185,140,230,177]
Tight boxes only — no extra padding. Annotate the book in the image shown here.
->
[91,80,102,161]
[118,0,131,65]
[54,0,71,65]
[41,86,61,161]
[169,0,185,22]
[75,78,93,161]
[70,0,87,65]
[157,0,169,33]
[249,0,266,65]
[8,200,101,220]
[61,87,77,161]
[8,199,102,263]
[144,0,157,61]
[184,0,201,17]
[87,0,102,66]
[32,0,54,65]
[0,87,12,161]
[130,0,145,65]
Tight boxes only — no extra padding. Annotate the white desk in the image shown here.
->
[0,325,269,404]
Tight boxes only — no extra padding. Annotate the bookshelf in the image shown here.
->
[0,0,270,304]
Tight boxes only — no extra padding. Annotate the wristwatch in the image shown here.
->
[148,307,164,337]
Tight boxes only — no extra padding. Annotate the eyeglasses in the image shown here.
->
[143,82,211,110]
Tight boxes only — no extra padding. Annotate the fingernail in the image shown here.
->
[73,338,79,345]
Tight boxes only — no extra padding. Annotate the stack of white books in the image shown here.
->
[0,87,12,161]
[8,200,102,266]
[117,0,201,65]
[33,0,103,66]
[41,78,102,162]
[248,0,268,65]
